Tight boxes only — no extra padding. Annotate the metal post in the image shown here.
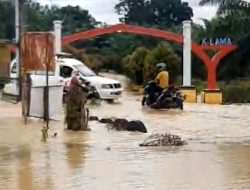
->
[15,0,27,102]
[45,36,50,130]
[45,60,49,129]
[182,20,192,86]
[15,0,20,101]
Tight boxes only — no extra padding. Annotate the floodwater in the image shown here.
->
[0,73,250,190]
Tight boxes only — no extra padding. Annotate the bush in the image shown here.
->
[144,45,181,84]
[193,79,207,93]
[123,45,181,85]
[101,54,124,74]
[221,81,250,103]
[62,45,103,73]
[123,47,149,85]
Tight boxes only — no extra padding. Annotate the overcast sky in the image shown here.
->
[36,0,218,25]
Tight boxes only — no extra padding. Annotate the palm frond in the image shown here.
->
[199,0,226,6]
[217,0,250,15]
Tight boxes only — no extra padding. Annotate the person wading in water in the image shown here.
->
[65,71,90,131]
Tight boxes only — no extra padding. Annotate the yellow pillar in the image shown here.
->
[201,89,222,104]
[180,86,197,103]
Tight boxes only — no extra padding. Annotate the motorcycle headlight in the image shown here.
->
[101,84,113,89]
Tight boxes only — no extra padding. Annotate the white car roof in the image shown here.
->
[57,58,85,66]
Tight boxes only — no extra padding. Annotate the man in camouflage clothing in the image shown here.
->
[65,71,90,131]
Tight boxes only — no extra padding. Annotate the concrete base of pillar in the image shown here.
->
[201,89,222,104]
[180,86,197,103]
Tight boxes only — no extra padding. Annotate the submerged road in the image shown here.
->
[0,73,250,190]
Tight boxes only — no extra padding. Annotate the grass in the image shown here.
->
[220,80,250,104]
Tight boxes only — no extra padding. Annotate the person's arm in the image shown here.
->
[166,72,169,85]
[155,72,161,83]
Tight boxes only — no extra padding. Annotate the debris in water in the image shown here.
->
[99,118,113,124]
[139,133,186,146]
[41,125,49,142]
[89,116,99,121]
[106,146,111,151]
[93,117,147,133]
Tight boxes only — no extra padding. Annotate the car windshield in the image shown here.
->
[74,64,96,77]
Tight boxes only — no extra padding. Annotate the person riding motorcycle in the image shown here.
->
[142,63,169,106]
[154,63,170,104]
[154,63,169,93]
[142,63,184,109]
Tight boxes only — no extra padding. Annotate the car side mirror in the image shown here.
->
[85,81,90,86]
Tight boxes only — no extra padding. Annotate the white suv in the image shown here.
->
[58,58,123,101]
[4,57,123,101]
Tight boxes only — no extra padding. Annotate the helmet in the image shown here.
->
[156,63,166,71]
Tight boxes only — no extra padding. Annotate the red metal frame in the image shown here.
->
[11,24,238,90]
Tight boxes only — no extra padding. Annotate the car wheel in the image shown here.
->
[0,84,5,90]
[141,96,146,106]
[106,99,114,103]
[177,99,183,110]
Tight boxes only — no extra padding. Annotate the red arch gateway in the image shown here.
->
[62,24,237,90]
[12,24,237,90]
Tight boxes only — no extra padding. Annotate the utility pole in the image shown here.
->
[15,0,20,101]
[15,0,28,103]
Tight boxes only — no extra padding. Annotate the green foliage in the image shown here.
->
[0,2,99,40]
[144,45,181,83]
[221,81,250,103]
[101,54,124,74]
[191,53,207,80]
[123,45,180,85]
[199,0,250,16]
[123,47,149,84]
[192,1,250,81]
[192,79,250,103]
[0,0,15,39]
[26,3,99,35]
[115,0,193,28]
[72,33,164,75]
[62,45,103,73]
[193,79,207,93]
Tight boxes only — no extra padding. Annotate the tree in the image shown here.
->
[62,45,103,73]
[115,0,193,28]
[199,0,250,16]
[123,47,149,84]
[0,0,15,39]
[26,3,99,35]
[193,0,250,81]
[0,1,99,40]
[115,0,152,25]
[150,0,193,27]
[123,45,181,85]
[144,45,181,83]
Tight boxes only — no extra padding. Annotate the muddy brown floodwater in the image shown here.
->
[0,73,250,190]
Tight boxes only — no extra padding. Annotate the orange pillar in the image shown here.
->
[206,63,217,90]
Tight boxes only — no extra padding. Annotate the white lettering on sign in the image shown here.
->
[201,38,232,46]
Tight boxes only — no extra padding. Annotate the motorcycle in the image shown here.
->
[63,79,100,104]
[141,81,185,110]
[85,81,100,101]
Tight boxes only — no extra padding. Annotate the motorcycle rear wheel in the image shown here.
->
[141,97,146,106]
[177,99,183,110]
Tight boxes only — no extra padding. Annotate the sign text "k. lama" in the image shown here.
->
[201,38,232,46]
